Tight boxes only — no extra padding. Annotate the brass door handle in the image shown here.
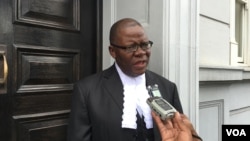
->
[0,53,8,84]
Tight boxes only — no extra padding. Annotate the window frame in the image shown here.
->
[234,0,249,65]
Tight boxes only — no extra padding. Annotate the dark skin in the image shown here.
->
[109,19,151,77]
[152,112,202,141]
[180,114,201,141]
[152,111,193,141]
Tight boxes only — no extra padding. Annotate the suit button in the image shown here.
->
[133,134,138,139]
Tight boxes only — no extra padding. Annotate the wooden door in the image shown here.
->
[0,0,102,141]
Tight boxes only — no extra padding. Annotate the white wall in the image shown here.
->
[199,0,250,141]
[199,80,250,141]
[199,0,230,66]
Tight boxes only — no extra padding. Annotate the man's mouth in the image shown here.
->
[134,60,147,67]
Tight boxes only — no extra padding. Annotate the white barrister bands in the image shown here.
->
[115,63,153,129]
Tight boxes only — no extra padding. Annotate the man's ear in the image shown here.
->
[109,46,116,59]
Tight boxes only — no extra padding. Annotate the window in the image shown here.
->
[235,0,249,64]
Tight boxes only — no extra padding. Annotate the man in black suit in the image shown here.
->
[67,18,198,141]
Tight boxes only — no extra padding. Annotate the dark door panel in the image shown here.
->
[13,92,71,115]
[13,44,80,93]
[0,0,102,140]
[13,111,69,141]
[14,0,80,31]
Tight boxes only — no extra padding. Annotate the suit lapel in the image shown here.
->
[102,65,124,110]
[146,71,162,140]
[145,70,156,87]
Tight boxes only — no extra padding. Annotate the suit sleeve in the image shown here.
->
[67,82,91,141]
[172,83,183,113]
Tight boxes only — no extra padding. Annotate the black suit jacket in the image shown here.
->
[67,65,183,141]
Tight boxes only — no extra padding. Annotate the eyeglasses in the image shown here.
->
[110,41,153,53]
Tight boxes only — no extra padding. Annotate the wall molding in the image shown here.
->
[164,0,199,130]
[200,99,224,141]
[230,106,250,116]
[200,65,250,81]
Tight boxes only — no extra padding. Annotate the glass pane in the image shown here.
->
[235,1,243,57]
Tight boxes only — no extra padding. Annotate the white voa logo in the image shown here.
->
[226,129,246,136]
